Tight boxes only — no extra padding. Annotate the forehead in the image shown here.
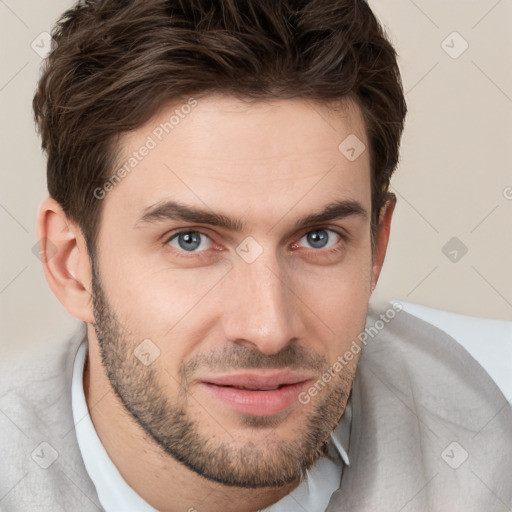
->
[104,94,371,228]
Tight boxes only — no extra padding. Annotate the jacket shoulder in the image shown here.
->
[0,324,86,397]
[0,324,101,511]
[334,302,512,511]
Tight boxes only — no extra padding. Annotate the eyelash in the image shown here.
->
[163,227,348,259]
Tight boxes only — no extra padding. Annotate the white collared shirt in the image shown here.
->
[71,340,350,512]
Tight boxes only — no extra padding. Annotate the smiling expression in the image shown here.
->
[88,93,379,487]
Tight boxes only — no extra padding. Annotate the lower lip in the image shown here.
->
[199,381,310,416]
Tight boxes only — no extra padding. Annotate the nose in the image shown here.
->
[221,254,303,355]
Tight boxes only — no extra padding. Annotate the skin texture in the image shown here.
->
[38,94,395,512]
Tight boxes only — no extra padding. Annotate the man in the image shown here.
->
[0,0,510,511]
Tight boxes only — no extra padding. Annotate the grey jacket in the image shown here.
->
[1,306,511,512]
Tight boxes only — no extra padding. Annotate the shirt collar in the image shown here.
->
[330,399,351,467]
[72,339,350,511]
[72,339,158,511]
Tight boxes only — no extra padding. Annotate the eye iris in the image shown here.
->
[307,230,329,249]
[174,231,333,252]
[178,231,201,251]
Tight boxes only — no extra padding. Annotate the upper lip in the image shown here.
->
[199,371,314,390]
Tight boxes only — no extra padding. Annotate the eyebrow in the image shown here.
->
[135,198,368,232]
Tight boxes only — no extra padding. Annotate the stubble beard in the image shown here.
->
[90,263,357,488]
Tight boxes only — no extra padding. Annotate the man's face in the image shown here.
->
[90,95,375,487]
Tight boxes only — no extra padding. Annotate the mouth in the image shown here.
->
[197,371,313,416]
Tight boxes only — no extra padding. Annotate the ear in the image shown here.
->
[370,193,396,295]
[36,197,94,324]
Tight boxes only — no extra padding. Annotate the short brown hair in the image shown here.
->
[33,0,407,254]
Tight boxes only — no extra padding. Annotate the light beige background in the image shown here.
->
[1,0,511,358]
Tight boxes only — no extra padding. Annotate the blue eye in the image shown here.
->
[165,227,344,257]
[298,229,341,250]
[167,231,213,252]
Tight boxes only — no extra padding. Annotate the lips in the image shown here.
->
[197,371,313,416]
[201,371,312,390]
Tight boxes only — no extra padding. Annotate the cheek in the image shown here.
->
[97,261,227,377]
[292,250,372,356]
[301,240,372,292]
[101,249,224,327]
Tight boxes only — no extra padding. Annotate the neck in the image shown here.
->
[83,340,300,512]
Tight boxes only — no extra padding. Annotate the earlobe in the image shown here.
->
[37,197,95,324]
[370,193,396,294]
